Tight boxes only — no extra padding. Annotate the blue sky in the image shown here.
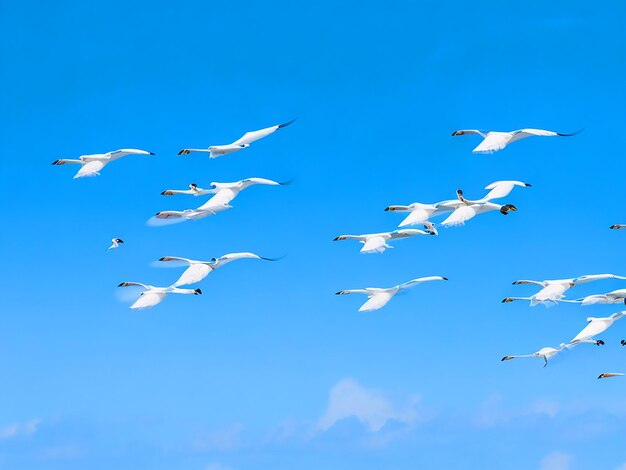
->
[1,1,626,468]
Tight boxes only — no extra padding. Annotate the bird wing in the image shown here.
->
[231,119,295,146]
[174,263,213,286]
[398,208,432,227]
[240,177,282,186]
[212,252,264,268]
[130,292,166,309]
[571,319,609,342]
[397,276,447,290]
[478,180,529,202]
[108,148,153,159]
[512,280,546,287]
[451,129,487,137]
[75,160,105,178]
[159,256,194,265]
[472,133,510,154]
[361,237,386,252]
[441,205,478,226]
[359,292,394,311]
[197,189,237,208]
[389,229,426,239]
[119,281,150,289]
[573,274,626,285]
[507,129,558,144]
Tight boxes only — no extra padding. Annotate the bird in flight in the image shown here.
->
[161,183,217,197]
[108,238,124,250]
[155,178,289,221]
[178,119,296,158]
[158,252,278,287]
[336,276,448,311]
[569,312,626,346]
[502,274,626,307]
[501,343,569,367]
[333,224,437,254]
[451,128,581,154]
[52,148,154,178]
[118,282,201,309]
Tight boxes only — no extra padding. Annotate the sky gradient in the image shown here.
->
[1,1,626,469]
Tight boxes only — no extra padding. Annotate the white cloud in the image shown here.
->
[193,422,244,452]
[614,463,626,470]
[317,378,419,432]
[540,451,572,470]
[0,418,41,439]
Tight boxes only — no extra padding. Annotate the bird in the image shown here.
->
[333,224,437,254]
[502,274,626,307]
[117,282,201,309]
[155,178,288,220]
[52,148,154,178]
[161,183,217,196]
[384,200,458,227]
[569,289,626,306]
[610,224,626,230]
[158,252,277,286]
[178,119,296,158]
[501,343,569,367]
[108,238,124,250]
[598,373,624,379]
[569,311,626,346]
[451,128,581,154]
[336,276,448,312]
[439,180,530,226]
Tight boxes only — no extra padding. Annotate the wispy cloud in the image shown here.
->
[193,422,244,452]
[317,378,420,432]
[0,418,41,439]
[540,451,573,470]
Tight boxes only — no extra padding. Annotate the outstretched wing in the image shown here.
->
[359,292,393,311]
[232,119,295,146]
[397,276,447,290]
[173,264,213,286]
[131,292,166,309]
[75,160,104,178]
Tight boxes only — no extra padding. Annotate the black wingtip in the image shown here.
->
[333,237,340,241]
[117,282,125,287]
[149,152,156,155]
[279,178,295,186]
[195,288,202,295]
[442,277,449,281]
[557,128,584,137]
[525,183,532,187]
[278,118,297,128]
[621,340,626,347]
[384,207,390,211]
[177,149,186,155]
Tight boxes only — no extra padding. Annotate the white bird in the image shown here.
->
[451,128,581,154]
[155,178,288,220]
[569,311,626,345]
[501,343,569,367]
[333,224,437,254]
[598,373,624,379]
[336,276,447,312]
[108,238,124,250]
[178,119,295,158]
[384,200,458,227]
[118,282,201,309]
[503,274,626,307]
[158,252,277,286]
[610,224,626,230]
[439,180,530,226]
[570,289,626,306]
[52,148,154,178]
[161,183,217,197]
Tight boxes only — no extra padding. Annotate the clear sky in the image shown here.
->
[1,1,626,469]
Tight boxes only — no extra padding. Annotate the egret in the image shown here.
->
[569,311,626,345]
[336,276,447,311]
[155,178,288,220]
[108,238,124,250]
[501,343,569,367]
[178,119,295,158]
[52,148,154,178]
[333,224,437,254]
[451,128,581,154]
[117,282,201,309]
[158,252,277,286]
[502,274,626,307]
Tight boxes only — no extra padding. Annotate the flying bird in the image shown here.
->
[52,148,154,178]
[570,312,626,346]
[570,289,626,306]
[333,224,437,254]
[117,282,201,309]
[439,180,530,226]
[598,373,624,379]
[501,343,569,367]
[502,274,626,307]
[155,178,288,220]
[158,252,277,286]
[178,119,295,158]
[384,200,458,227]
[161,183,217,197]
[451,128,581,154]
[108,238,124,250]
[336,276,448,312]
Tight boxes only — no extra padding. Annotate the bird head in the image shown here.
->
[500,204,517,215]
[333,236,346,241]
[501,297,515,303]
[501,356,514,361]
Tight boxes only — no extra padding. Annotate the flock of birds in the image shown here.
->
[53,124,625,379]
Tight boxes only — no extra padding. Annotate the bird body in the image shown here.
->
[333,225,437,254]
[336,276,447,311]
[501,343,568,367]
[452,128,580,154]
[52,148,154,178]
[155,178,287,220]
[159,252,276,286]
[118,282,201,309]
[108,238,124,250]
[178,119,295,158]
